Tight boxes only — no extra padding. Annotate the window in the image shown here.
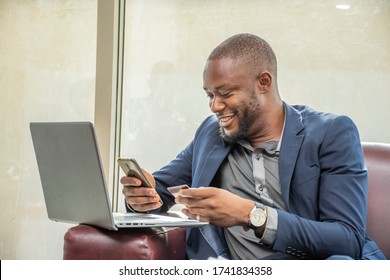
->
[116,0,390,211]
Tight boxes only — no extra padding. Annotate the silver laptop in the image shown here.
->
[30,122,208,230]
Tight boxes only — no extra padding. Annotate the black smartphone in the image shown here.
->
[117,158,153,188]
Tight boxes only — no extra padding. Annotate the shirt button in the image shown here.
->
[256,185,264,192]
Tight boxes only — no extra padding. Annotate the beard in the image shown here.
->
[219,97,261,144]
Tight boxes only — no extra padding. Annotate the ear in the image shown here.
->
[257,71,272,89]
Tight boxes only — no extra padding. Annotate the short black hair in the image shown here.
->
[208,33,277,77]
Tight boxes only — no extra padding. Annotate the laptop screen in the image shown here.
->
[30,122,116,230]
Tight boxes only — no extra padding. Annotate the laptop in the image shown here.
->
[30,121,208,230]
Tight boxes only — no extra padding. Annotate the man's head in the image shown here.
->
[207,33,277,80]
[203,33,282,146]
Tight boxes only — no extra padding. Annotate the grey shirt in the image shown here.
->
[211,140,286,259]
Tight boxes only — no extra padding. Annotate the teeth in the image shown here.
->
[219,115,233,124]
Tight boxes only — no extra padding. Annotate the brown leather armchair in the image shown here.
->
[362,142,390,259]
[63,225,187,260]
[63,142,390,259]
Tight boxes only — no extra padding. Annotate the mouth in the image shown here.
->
[218,113,236,128]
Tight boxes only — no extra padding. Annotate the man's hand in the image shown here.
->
[120,170,162,212]
[176,187,255,228]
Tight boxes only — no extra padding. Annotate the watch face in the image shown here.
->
[250,208,266,227]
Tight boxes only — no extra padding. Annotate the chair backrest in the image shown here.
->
[362,142,390,259]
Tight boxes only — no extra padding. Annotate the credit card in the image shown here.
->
[167,184,189,197]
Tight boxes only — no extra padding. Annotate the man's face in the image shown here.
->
[203,57,264,144]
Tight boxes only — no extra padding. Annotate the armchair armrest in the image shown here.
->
[63,224,187,260]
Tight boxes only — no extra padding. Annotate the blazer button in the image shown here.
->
[286,247,293,254]
[291,249,297,256]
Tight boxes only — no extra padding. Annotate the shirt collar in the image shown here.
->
[237,106,286,153]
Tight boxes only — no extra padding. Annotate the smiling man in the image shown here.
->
[121,33,385,260]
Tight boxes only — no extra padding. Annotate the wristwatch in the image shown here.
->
[248,205,267,230]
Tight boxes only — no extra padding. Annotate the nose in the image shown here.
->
[209,95,225,113]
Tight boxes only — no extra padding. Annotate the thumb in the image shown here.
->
[142,168,156,188]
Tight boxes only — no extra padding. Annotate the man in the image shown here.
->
[121,33,385,260]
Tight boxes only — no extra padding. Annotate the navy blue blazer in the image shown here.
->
[152,102,385,260]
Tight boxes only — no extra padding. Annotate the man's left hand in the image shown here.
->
[176,187,254,228]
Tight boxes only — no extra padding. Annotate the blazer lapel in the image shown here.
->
[279,104,305,210]
[192,139,232,188]
[192,104,305,208]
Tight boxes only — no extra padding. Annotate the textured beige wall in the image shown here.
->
[120,0,390,181]
[0,1,97,259]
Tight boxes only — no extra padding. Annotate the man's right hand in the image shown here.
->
[120,171,162,212]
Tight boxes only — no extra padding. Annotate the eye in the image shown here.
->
[219,90,234,98]
[206,92,214,100]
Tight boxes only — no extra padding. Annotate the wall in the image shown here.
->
[0,1,97,259]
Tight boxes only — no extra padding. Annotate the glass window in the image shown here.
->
[120,0,390,208]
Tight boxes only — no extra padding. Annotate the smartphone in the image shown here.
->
[117,158,153,188]
[167,184,189,198]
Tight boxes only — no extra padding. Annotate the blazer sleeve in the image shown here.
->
[151,116,216,212]
[273,115,367,259]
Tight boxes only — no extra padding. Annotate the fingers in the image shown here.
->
[120,176,143,187]
[175,187,212,208]
[176,188,214,221]
[142,168,156,187]
[177,187,209,198]
[122,186,162,211]
[130,200,162,212]
[181,208,209,222]
[121,175,162,211]
[122,185,157,200]
[176,187,250,227]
